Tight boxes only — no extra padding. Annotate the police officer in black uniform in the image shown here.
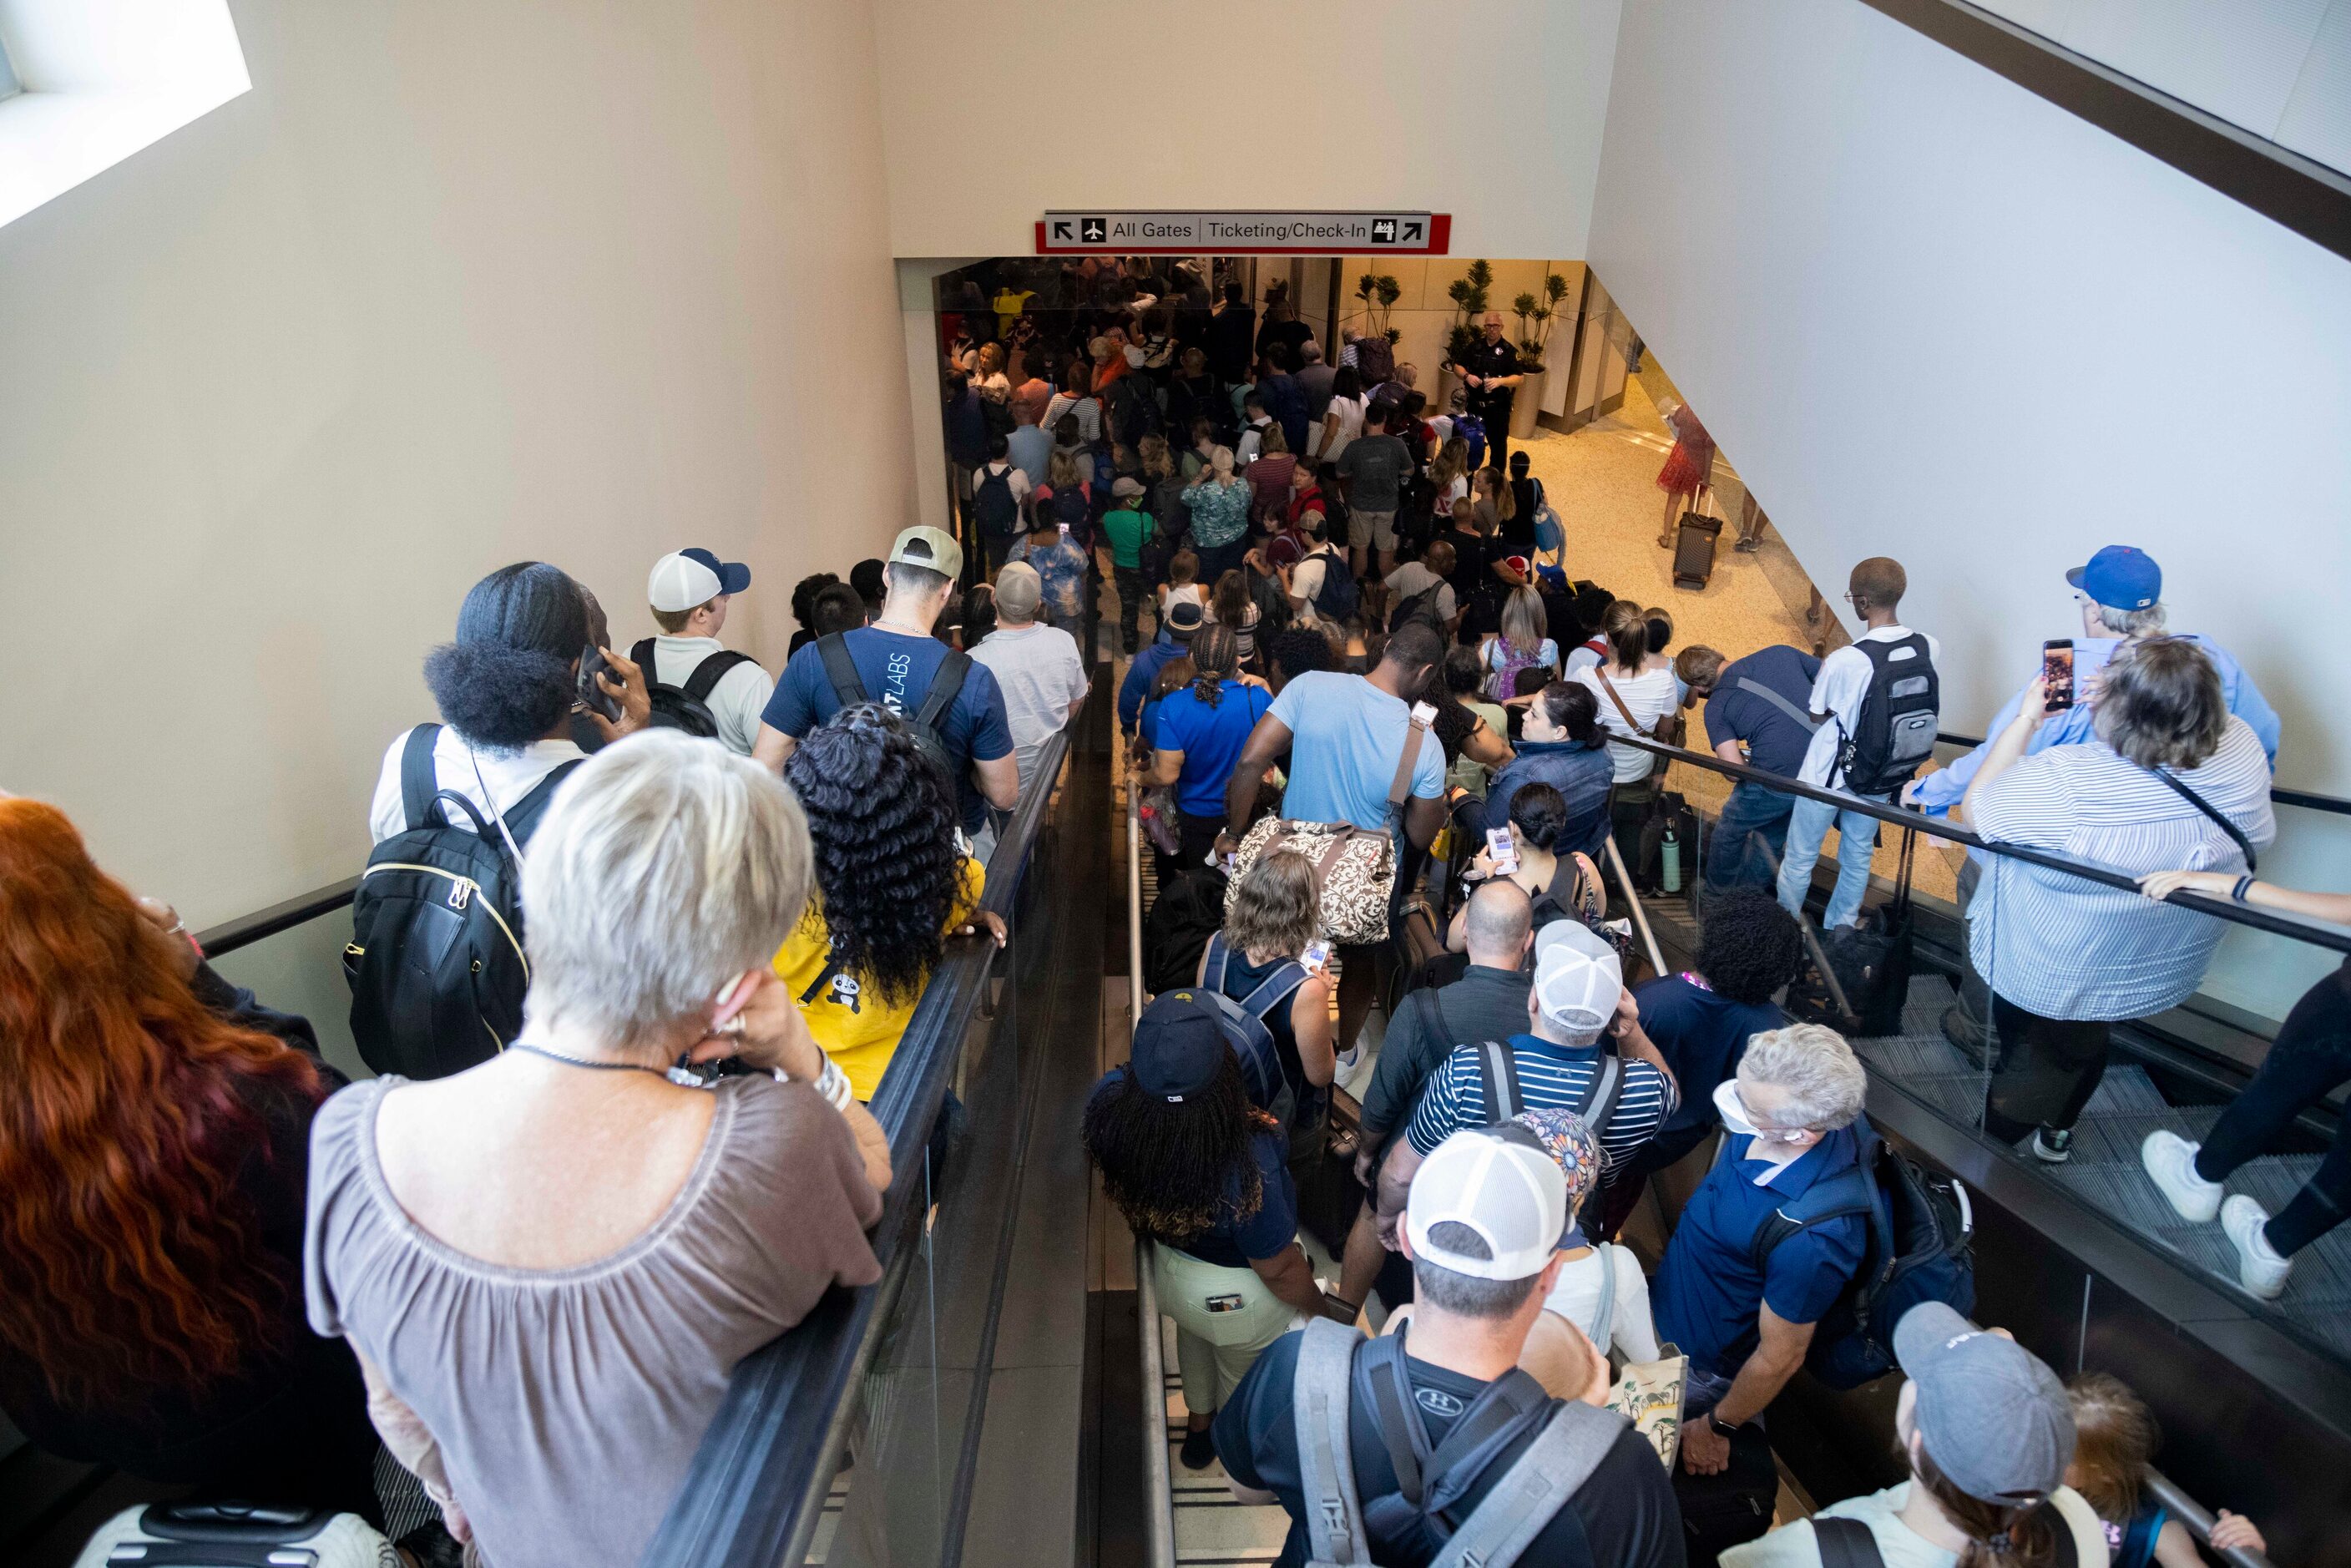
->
[1445,310,1527,472]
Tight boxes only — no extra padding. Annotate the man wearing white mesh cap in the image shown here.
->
[1363,920,1679,1268]
[1212,1126,1681,1568]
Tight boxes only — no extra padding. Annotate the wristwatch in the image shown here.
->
[1706,1410,1748,1436]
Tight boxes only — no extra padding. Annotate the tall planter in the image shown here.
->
[1509,371,1545,438]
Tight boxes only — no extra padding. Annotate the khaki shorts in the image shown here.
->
[1350,508,1398,551]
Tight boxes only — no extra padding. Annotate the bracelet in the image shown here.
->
[2232,874,2256,903]
[816,1057,856,1111]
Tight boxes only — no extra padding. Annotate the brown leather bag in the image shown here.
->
[1594,666,1686,753]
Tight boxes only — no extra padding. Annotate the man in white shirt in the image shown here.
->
[969,563,1089,796]
[639,548,772,756]
[1285,534,1344,629]
[1775,558,1941,930]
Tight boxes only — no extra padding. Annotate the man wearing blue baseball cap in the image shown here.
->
[639,549,769,756]
[1905,545,2279,1049]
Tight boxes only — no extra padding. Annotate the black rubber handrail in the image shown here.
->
[1614,731,2351,956]
[1938,731,2351,818]
[635,727,1071,1568]
[194,878,359,958]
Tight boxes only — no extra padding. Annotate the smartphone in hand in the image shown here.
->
[2041,640,2075,712]
[1486,826,1519,877]
[578,644,624,721]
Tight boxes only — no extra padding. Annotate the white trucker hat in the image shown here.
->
[1404,1126,1569,1281]
[1531,918,1622,1034]
[648,548,751,614]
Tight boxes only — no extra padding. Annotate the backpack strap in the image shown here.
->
[400,724,445,832]
[1813,1516,1886,1568]
[817,634,869,706]
[1573,1055,1625,1140]
[1292,1319,1372,1567]
[631,638,659,680]
[1424,1399,1629,1568]
[1734,675,1823,733]
[684,650,758,705]
[500,761,586,847]
[1587,1247,1618,1355]
[1236,960,1310,1023]
[1203,932,1232,993]
[915,650,973,737]
[1415,987,1456,1053]
[1475,1041,1524,1125]
[1747,1163,1878,1272]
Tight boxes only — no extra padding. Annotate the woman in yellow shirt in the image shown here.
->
[775,705,1007,1100]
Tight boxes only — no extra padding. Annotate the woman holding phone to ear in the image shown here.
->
[307,732,889,1568]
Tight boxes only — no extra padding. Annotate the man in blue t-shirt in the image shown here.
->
[1116,601,1203,736]
[755,527,1017,835]
[1677,643,1822,890]
[1652,1021,1871,1479]
[1216,624,1449,1055]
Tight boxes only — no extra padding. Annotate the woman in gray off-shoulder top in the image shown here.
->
[306,731,892,1568]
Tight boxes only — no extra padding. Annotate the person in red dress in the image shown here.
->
[1655,398,1716,549]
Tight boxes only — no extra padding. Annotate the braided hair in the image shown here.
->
[1190,624,1240,707]
[784,703,963,1007]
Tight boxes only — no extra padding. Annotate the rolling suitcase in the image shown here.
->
[74,1503,398,1567]
[1672,505,1722,590]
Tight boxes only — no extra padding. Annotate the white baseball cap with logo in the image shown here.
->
[1404,1126,1568,1281]
[648,549,752,614]
[1531,918,1622,1034]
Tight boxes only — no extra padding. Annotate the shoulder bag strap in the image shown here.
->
[1734,675,1823,733]
[817,634,869,706]
[1592,666,1643,734]
[1293,1318,1373,1567]
[1813,1516,1886,1568]
[2140,763,2258,874]
[400,724,445,831]
[916,650,973,735]
[1387,710,1433,809]
[684,650,756,704]
[1425,1401,1628,1568]
[1588,1246,1618,1353]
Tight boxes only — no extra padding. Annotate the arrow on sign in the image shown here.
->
[1403,220,1423,242]
[1051,220,1074,240]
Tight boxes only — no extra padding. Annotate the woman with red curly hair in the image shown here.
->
[0,797,380,1519]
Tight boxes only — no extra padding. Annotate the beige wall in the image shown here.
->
[872,0,1625,260]
[0,0,913,925]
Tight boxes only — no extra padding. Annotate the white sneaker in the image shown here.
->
[2141,1130,2222,1223]
[2221,1195,2292,1299]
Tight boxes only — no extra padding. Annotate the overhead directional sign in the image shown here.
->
[1037,210,1449,256]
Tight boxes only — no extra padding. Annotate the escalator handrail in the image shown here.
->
[2144,1466,2274,1568]
[635,729,1072,1568]
[1607,731,2351,957]
[194,878,359,958]
[1127,749,1179,1568]
[1938,731,2351,818]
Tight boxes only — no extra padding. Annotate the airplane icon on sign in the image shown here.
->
[1080,217,1108,243]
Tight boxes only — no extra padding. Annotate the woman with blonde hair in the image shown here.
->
[1197,849,1337,1154]
[1484,584,1560,702]
[1183,443,1255,584]
[1429,436,1473,515]
[1472,464,1516,537]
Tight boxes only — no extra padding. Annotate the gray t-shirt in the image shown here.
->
[306,1075,883,1568]
[1381,561,1455,623]
[1336,433,1413,511]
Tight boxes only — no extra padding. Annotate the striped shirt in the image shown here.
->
[1969,716,2275,1021]
[1405,1034,1678,1172]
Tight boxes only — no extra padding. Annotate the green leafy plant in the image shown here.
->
[1443,259,1494,367]
[1353,271,1403,344]
[1511,273,1571,371]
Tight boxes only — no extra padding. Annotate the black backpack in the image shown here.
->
[1353,332,1396,384]
[972,465,1022,538]
[1142,867,1229,996]
[1109,373,1162,447]
[1388,582,1447,635]
[816,632,970,791]
[1741,1118,1976,1388]
[629,639,757,741]
[346,725,579,1080]
[1835,633,1939,796]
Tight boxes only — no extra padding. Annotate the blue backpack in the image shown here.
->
[1453,411,1488,472]
[1309,548,1361,623]
[1181,935,1307,1133]
[1745,1120,1975,1388]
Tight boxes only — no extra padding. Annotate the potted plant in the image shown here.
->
[1439,259,1493,405]
[1352,271,1402,346]
[1507,271,1571,438]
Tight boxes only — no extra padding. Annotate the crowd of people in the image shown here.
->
[0,253,2330,1568]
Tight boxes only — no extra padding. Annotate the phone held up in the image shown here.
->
[1486,826,1519,878]
[578,644,623,722]
[2041,639,2075,713]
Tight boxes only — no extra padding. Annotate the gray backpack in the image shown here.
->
[1291,1318,1627,1568]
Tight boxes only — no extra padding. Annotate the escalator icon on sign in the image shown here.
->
[1079,216,1107,244]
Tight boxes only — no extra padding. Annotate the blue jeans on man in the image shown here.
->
[1775,791,1886,930]
[1706,781,1795,892]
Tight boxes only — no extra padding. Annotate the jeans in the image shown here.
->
[2197,968,2351,1257]
[1983,994,2111,1140]
[1706,781,1796,892]
[1776,791,1886,930]
[1113,564,1150,650]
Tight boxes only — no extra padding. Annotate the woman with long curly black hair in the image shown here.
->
[1084,993,1327,1468]
[775,702,1005,1100]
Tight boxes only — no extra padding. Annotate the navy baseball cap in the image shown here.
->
[649,548,751,612]
[2065,545,2161,612]
[1130,991,1229,1101]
